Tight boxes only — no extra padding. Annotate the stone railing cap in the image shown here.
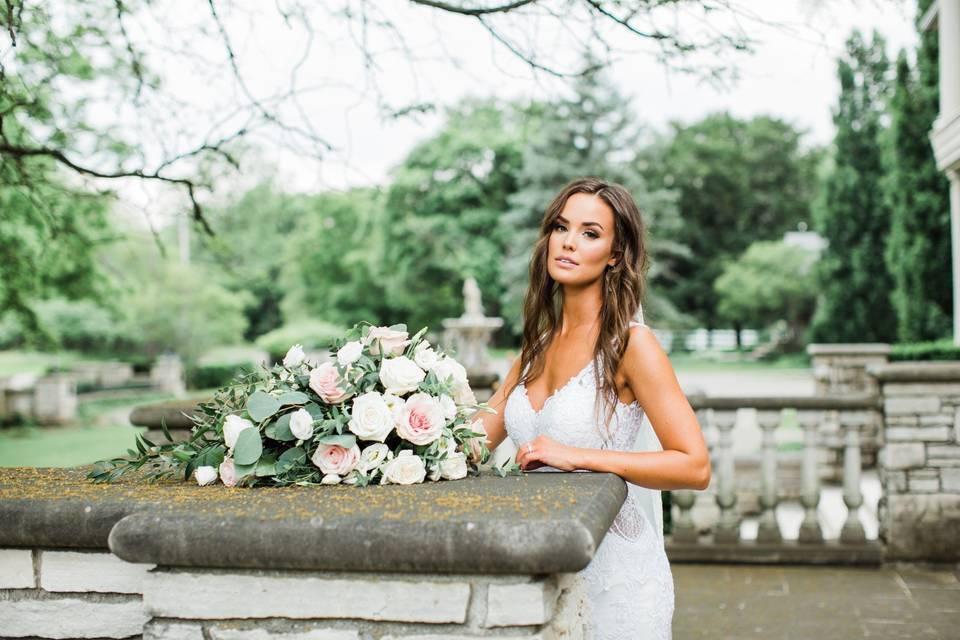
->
[867,361,960,382]
[689,393,881,411]
[129,399,204,429]
[0,467,625,575]
[806,343,891,356]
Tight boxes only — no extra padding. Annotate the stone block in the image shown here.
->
[919,413,955,426]
[943,468,960,493]
[209,629,359,640]
[885,416,919,427]
[484,580,559,628]
[144,622,206,640]
[882,443,926,470]
[40,550,154,594]
[0,594,148,639]
[885,396,941,415]
[144,571,471,623]
[927,444,960,459]
[908,477,941,493]
[0,548,34,589]
[883,383,960,395]
[382,636,540,640]
[882,470,908,493]
[883,493,960,561]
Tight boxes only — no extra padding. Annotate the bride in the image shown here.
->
[474,177,711,639]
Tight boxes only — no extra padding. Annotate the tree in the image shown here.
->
[810,31,897,343]
[883,0,952,342]
[499,62,687,334]
[714,241,818,348]
[639,113,820,331]
[1,0,758,340]
[280,188,393,329]
[382,99,525,335]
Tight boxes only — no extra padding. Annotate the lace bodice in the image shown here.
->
[502,322,674,639]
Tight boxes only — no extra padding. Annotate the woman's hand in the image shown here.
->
[515,435,580,472]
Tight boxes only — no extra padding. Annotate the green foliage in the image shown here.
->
[382,98,524,334]
[279,189,393,329]
[190,363,249,391]
[714,241,818,335]
[890,340,960,362]
[640,113,819,329]
[254,320,345,361]
[810,31,897,343]
[118,261,250,365]
[882,8,952,342]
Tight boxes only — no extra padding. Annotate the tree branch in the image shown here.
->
[408,0,539,16]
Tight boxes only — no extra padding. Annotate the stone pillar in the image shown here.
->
[870,362,960,561]
[951,172,960,345]
[807,344,891,395]
[32,374,78,425]
[151,354,186,396]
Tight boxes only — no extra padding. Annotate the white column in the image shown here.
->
[939,0,960,118]
[952,172,960,346]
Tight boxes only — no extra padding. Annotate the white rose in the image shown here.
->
[430,357,468,385]
[195,465,218,486]
[394,392,445,445]
[321,473,342,485]
[348,392,394,442]
[342,471,361,485]
[379,356,425,396]
[283,344,306,368]
[311,443,361,475]
[223,414,255,450]
[428,462,441,482]
[364,326,410,357]
[440,451,468,480]
[382,393,404,412]
[289,408,315,441]
[414,341,440,369]
[337,340,363,366]
[438,394,457,423]
[453,384,476,406]
[437,436,457,455]
[357,443,390,473]
[382,450,426,485]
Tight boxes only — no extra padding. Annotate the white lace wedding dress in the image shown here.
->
[503,322,675,640]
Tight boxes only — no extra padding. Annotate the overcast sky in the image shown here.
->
[106,1,920,224]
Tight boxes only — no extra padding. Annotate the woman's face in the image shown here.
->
[546,192,617,287]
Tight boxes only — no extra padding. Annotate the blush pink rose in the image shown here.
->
[394,392,444,445]
[309,362,352,404]
[219,457,238,487]
[311,443,361,475]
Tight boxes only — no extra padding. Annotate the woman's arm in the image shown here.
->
[466,355,523,460]
[516,326,711,491]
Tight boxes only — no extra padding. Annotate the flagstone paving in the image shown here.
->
[673,563,960,639]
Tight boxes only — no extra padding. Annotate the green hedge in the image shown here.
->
[190,363,250,390]
[890,340,960,362]
[254,320,345,362]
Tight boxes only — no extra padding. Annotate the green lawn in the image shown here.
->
[0,423,144,468]
[0,350,84,376]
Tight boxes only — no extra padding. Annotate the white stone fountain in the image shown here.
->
[441,277,503,385]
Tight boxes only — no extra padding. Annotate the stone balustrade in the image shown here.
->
[0,467,625,639]
[672,394,884,564]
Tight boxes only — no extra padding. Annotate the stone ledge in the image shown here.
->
[807,343,891,356]
[0,467,625,575]
[868,362,960,383]
[0,548,34,589]
[0,591,147,639]
[666,539,884,565]
[688,394,881,411]
[129,399,204,430]
[40,550,154,594]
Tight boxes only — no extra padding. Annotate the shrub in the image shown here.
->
[190,363,250,390]
[254,320,345,362]
[890,340,960,362]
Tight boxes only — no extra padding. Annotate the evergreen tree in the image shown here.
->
[883,0,952,341]
[810,31,897,343]
[499,62,685,334]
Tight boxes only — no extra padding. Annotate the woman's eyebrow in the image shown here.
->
[557,215,604,231]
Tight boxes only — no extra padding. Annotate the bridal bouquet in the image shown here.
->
[88,323,519,487]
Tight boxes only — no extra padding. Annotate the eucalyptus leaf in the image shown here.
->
[256,454,278,477]
[276,447,306,473]
[304,402,324,420]
[247,390,281,422]
[317,434,357,449]
[278,391,309,406]
[234,461,257,479]
[233,428,263,465]
[265,413,296,442]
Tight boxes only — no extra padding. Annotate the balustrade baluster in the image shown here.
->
[756,410,782,543]
[797,410,824,543]
[712,410,740,543]
[840,413,867,543]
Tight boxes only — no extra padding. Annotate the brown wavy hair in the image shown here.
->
[511,177,650,439]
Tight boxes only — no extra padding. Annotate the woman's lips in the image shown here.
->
[555,257,578,268]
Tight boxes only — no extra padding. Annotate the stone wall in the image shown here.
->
[870,362,960,561]
[0,468,623,639]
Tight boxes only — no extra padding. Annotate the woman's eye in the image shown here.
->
[553,223,566,232]
[585,231,599,239]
